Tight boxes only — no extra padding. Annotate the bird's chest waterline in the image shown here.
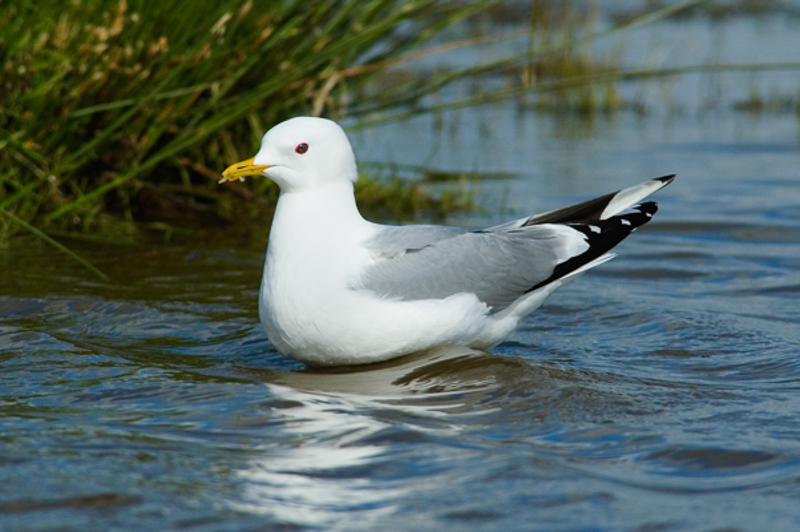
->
[258,212,375,346]
[258,241,384,360]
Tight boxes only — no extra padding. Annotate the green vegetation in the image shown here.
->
[0,0,492,245]
[3,0,800,279]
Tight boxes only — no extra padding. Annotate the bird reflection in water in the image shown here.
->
[221,346,633,528]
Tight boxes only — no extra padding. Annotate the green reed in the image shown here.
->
[3,0,799,280]
[0,0,493,243]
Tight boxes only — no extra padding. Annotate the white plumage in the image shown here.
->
[221,117,673,366]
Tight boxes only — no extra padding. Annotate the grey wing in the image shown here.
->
[358,227,567,313]
[363,224,467,254]
[357,175,674,313]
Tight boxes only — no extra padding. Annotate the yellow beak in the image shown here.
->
[219,157,271,183]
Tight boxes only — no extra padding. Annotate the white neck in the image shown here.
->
[270,181,364,237]
[265,181,374,287]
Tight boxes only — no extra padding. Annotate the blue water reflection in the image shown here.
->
[4,4,800,530]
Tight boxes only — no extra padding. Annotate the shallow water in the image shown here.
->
[4,6,800,532]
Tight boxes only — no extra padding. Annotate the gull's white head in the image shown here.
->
[220,117,357,193]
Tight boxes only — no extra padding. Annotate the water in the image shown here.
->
[3,6,800,532]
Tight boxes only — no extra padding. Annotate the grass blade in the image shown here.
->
[0,206,110,281]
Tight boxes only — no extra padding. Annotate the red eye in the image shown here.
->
[295,143,308,154]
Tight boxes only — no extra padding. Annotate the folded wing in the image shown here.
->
[357,176,673,313]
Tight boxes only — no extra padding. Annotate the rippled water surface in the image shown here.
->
[4,7,800,532]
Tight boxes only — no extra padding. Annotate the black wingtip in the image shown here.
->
[523,174,675,227]
[637,200,659,218]
[527,201,659,292]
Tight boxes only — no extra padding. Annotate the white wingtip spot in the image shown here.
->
[589,225,601,233]
[621,219,632,226]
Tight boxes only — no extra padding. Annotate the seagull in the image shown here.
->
[221,117,673,366]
